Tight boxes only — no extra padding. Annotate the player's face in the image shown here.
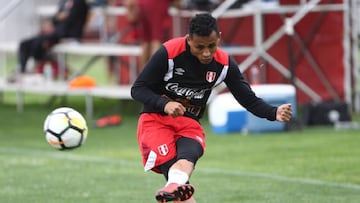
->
[187,31,220,64]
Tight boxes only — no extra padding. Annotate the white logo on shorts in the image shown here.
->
[144,150,157,171]
[158,144,169,156]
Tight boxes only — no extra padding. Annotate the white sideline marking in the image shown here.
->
[1,147,360,191]
[0,146,138,167]
[198,168,360,190]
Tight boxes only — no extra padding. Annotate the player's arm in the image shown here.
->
[224,59,277,121]
[131,46,171,112]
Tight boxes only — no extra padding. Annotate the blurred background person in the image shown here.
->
[124,0,181,71]
[12,0,90,82]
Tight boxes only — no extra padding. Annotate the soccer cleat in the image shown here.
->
[155,183,194,202]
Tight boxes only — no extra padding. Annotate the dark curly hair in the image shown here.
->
[188,13,220,37]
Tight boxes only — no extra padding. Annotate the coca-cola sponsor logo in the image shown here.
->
[165,83,209,99]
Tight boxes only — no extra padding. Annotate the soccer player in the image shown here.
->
[131,13,293,203]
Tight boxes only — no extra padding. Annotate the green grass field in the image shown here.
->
[0,94,360,203]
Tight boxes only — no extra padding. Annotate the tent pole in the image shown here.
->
[343,0,353,110]
[350,0,360,113]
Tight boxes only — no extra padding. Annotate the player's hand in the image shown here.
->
[276,103,292,122]
[164,101,186,118]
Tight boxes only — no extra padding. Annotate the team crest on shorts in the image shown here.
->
[158,144,169,156]
[206,71,216,83]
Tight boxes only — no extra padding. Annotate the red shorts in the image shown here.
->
[137,113,206,173]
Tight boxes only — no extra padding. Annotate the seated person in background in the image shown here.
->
[13,0,90,80]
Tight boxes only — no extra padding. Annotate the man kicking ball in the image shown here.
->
[131,13,292,202]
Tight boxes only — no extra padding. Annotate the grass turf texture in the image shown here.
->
[2,52,360,202]
[0,95,360,203]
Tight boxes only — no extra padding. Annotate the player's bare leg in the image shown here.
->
[140,42,150,70]
[150,40,161,55]
[169,159,194,177]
